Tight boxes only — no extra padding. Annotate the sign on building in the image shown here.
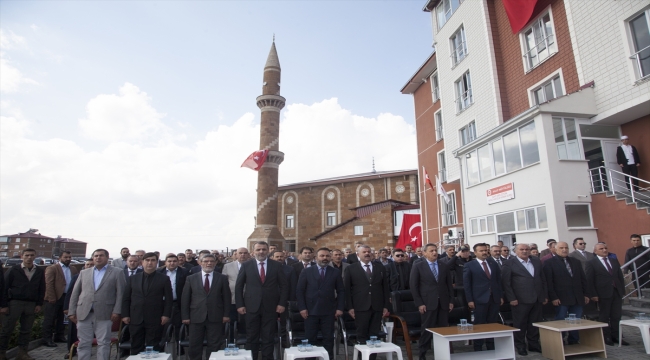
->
[487,183,515,205]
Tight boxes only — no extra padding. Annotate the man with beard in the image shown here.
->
[296,248,344,360]
[392,248,411,290]
[177,253,193,271]
[112,248,130,269]
[272,251,297,348]
[292,247,316,278]
[490,245,504,267]
[124,255,143,281]
[42,251,78,347]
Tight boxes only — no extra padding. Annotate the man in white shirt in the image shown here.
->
[157,254,187,343]
[616,135,641,191]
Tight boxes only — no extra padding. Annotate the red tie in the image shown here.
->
[603,257,616,287]
[303,262,308,268]
[482,261,491,279]
[204,274,210,293]
[260,262,266,284]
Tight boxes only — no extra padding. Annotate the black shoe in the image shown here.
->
[517,348,528,356]
[53,336,67,343]
[42,339,58,347]
[618,339,629,346]
[64,355,70,359]
[528,346,542,353]
[604,339,615,346]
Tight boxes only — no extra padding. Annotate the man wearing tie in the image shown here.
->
[489,245,503,267]
[586,242,627,346]
[181,254,231,360]
[410,244,453,360]
[157,254,187,343]
[291,246,316,278]
[463,243,502,352]
[296,248,344,360]
[42,251,78,347]
[568,237,594,271]
[122,253,173,355]
[235,241,288,360]
[344,245,389,360]
[123,255,143,281]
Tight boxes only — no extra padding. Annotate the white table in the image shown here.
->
[352,343,403,360]
[209,349,253,360]
[619,319,650,354]
[427,324,518,360]
[284,346,330,360]
[125,353,172,360]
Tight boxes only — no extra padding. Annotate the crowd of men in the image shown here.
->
[0,234,647,360]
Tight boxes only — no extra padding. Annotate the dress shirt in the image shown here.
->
[479,259,491,275]
[21,263,36,281]
[237,261,243,271]
[256,258,268,276]
[621,144,635,164]
[360,261,373,273]
[518,257,534,276]
[60,263,72,292]
[166,268,177,300]
[318,265,327,277]
[201,270,213,288]
[93,266,108,290]
[302,261,313,268]
[578,250,587,257]
[426,259,438,277]
[598,256,611,271]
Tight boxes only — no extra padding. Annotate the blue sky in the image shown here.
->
[1,0,432,254]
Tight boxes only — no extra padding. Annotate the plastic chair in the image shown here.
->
[68,317,121,359]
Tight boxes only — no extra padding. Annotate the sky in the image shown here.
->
[0,0,434,257]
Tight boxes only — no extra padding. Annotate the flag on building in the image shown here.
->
[502,0,538,33]
[423,166,434,190]
[241,149,269,171]
[436,175,450,204]
[395,213,423,250]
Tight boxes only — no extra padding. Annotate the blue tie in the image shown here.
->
[430,262,438,281]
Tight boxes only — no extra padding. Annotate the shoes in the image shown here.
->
[617,339,629,346]
[42,339,58,347]
[64,355,70,359]
[528,346,542,353]
[604,339,615,346]
[53,336,67,343]
[517,348,528,356]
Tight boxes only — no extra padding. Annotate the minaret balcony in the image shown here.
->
[256,95,286,110]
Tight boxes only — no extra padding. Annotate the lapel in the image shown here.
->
[421,259,438,283]
[512,258,534,278]
[95,266,111,291]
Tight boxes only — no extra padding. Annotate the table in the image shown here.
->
[209,349,253,360]
[619,319,650,354]
[352,343,403,360]
[125,353,172,360]
[284,346,329,360]
[427,324,518,360]
[533,319,607,359]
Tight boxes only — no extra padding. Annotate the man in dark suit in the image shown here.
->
[409,246,424,264]
[392,249,411,290]
[296,248,344,360]
[189,250,218,275]
[463,243,502,352]
[124,255,143,280]
[272,250,298,348]
[346,242,364,264]
[568,237,594,271]
[181,254,231,360]
[330,249,349,278]
[410,244,453,360]
[502,243,547,356]
[544,241,589,345]
[292,246,316,279]
[122,253,173,355]
[489,245,504,267]
[616,135,641,191]
[625,234,650,294]
[157,254,187,343]
[344,245,389,360]
[236,241,288,360]
[586,242,627,346]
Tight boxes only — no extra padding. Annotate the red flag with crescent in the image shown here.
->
[395,214,422,250]
[423,166,434,190]
[241,149,269,171]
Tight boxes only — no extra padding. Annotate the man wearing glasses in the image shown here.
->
[392,249,411,290]
[569,237,594,271]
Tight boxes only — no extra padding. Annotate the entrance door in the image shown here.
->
[498,234,515,248]
[603,141,626,192]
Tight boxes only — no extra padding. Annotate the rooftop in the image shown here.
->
[279,169,418,190]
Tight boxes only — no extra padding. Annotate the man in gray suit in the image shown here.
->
[502,243,547,356]
[568,237,594,271]
[111,247,130,270]
[68,249,125,360]
[181,254,231,360]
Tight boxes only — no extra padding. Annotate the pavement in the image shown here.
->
[19,317,650,360]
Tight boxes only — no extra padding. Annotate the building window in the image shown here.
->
[437,0,464,30]
[286,240,296,253]
[455,71,473,113]
[465,121,539,186]
[15,238,20,243]
[553,117,581,160]
[435,110,444,141]
[285,214,294,229]
[14,245,19,249]
[0,245,7,250]
[494,205,548,234]
[459,121,476,146]
[0,237,7,243]
[629,10,650,80]
[431,72,440,102]
[327,212,336,227]
[354,225,363,236]
[532,75,563,104]
[450,26,468,67]
[441,192,457,226]
[470,215,495,235]
[565,204,592,228]
[438,151,447,183]
[522,11,557,71]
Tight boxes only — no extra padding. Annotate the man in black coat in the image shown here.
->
[543,241,589,345]
[502,244,547,356]
[291,246,316,279]
[296,248,344,360]
[616,135,641,191]
[235,241,288,360]
[624,234,649,294]
[446,245,471,287]
[344,245,389,360]
[392,249,411,290]
[346,242,365,264]
[586,242,627,346]
[410,244,453,360]
[157,254,188,343]
[122,252,173,355]
[271,251,298,348]
[123,255,143,281]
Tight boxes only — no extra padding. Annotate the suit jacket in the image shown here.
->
[281,263,298,302]
[124,267,143,282]
[68,265,126,321]
[112,258,127,269]
[63,274,79,311]
[291,261,316,279]
[296,266,344,316]
[235,258,288,313]
[346,253,359,265]
[285,257,298,266]
[122,271,173,325]
[491,256,505,268]
[463,258,502,305]
[377,260,399,291]
[409,255,423,264]
[617,145,640,165]
[344,261,389,312]
[44,264,78,302]
[222,261,243,304]
[189,264,222,275]
[409,259,453,310]
[540,249,551,258]
[181,271,230,323]
[329,261,349,278]
[568,250,594,271]
[501,256,547,304]
[544,256,587,306]
[157,266,187,305]
[585,256,625,299]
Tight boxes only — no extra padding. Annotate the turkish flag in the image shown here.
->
[423,166,434,190]
[395,214,423,250]
[503,0,538,34]
[241,149,269,171]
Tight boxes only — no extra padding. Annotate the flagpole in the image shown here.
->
[436,185,442,248]
[422,167,429,245]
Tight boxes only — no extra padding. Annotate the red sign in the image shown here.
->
[487,183,515,204]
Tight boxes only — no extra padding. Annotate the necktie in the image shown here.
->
[204,274,210,293]
[260,262,266,284]
[431,262,438,281]
[320,267,325,281]
[130,270,135,276]
[603,257,616,287]
[482,261,491,279]
[496,258,502,266]
[365,264,372,277]
[304,262,308,268]
[564,258,573,276]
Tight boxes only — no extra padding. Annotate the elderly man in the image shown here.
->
[501,246,512,260]
[223,248,251,322]
[616,135,641,191]
[540,240,557,264]
[189,250,213,275]
[42,251,78,347]
[540,239,556,258]
[489,245,503,267]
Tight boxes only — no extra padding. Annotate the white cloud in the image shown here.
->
[0,29,38,93]
[0,29,26,50]
[30,24,40,32]
[0,88,416,258]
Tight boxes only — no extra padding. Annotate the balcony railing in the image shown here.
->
[630,44,650,81]
[622,246,650,300]
[432,87,440,102]
[587,165,649,206]
[439,169,447,183]
[442,210,457,226]
[523,33,556,70]
[451,41,467,66]
[455,89,473,114]
[435,125,444,141]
